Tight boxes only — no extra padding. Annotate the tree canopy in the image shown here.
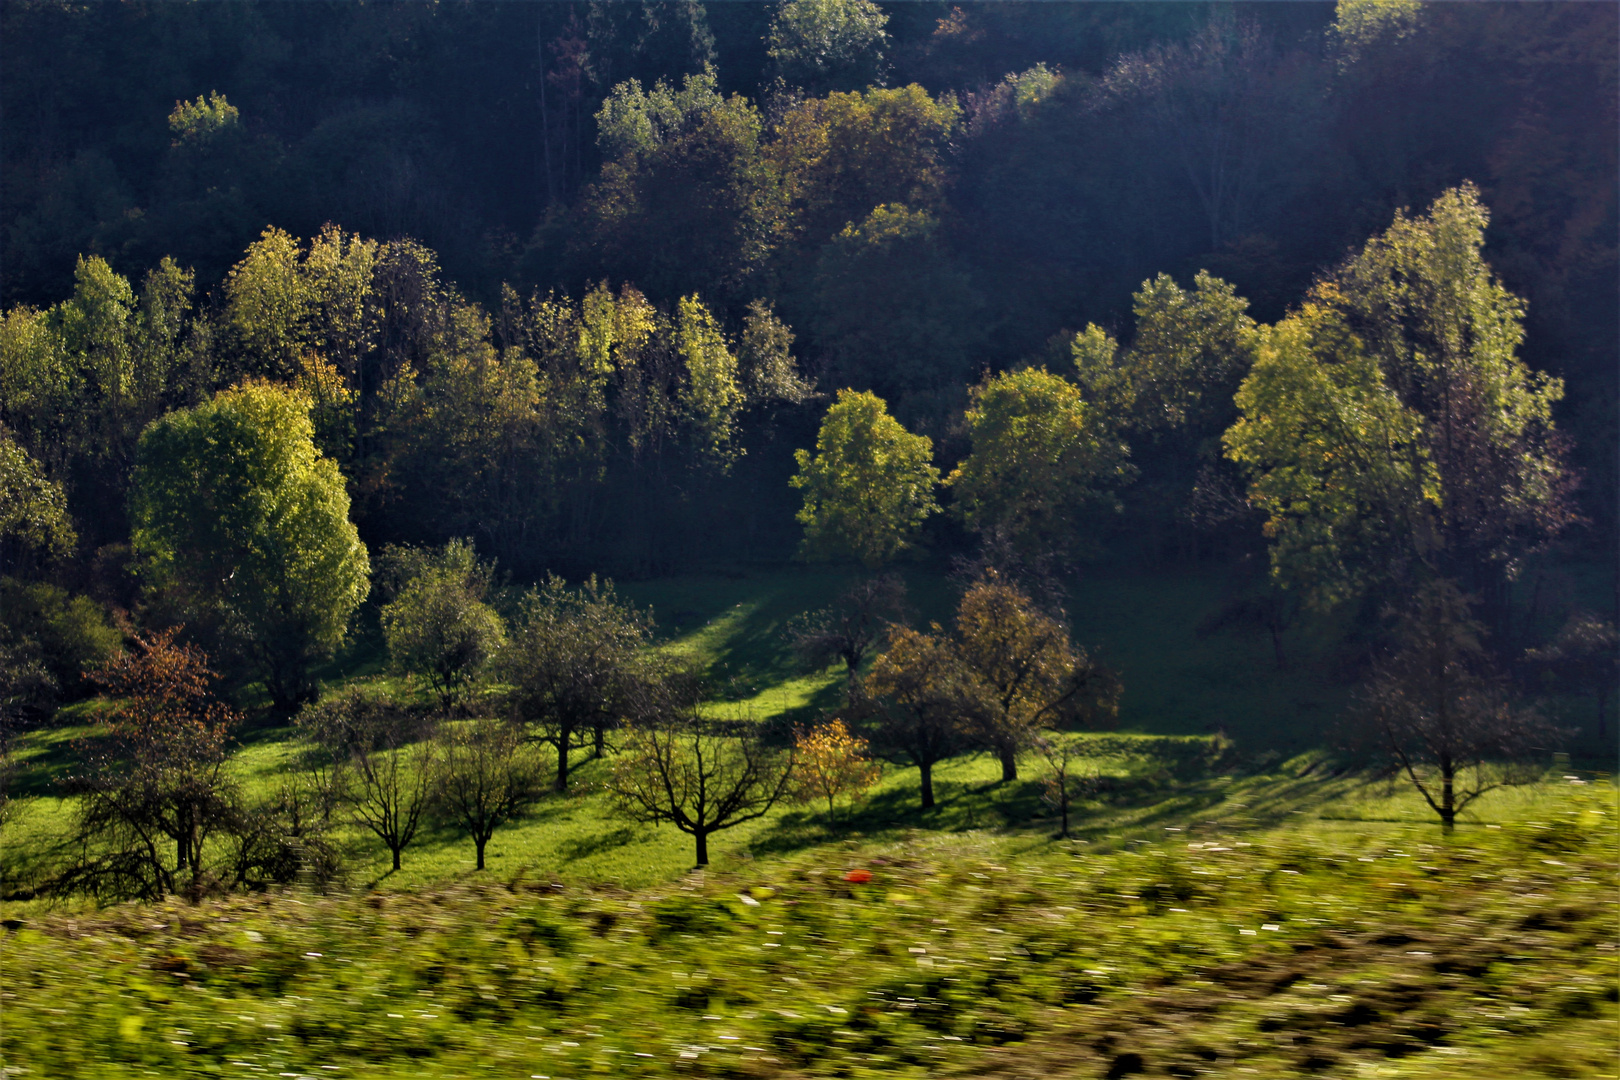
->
[791,389,939,568]
[130,383,370,709]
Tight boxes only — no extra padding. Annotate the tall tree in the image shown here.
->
[946,367,1130,554]
[791,388,939,568]
[1226,186,1574,615]
[129,384,371,709]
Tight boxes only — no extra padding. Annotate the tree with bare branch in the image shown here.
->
[609,675,794,867]
[1361,581,1563,830]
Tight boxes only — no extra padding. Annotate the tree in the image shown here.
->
[129,383,371,709]
[1526,613,1619,742]
[379,540,506,714]
[1226,186,1574,615]
[946,367,1130,553]
[787,573,905,706]
[952,572,1118,782]
[791,389,939,568]
[64,628,241,901]
[1361,581,1563,831]
[609,703,795,867]
[498,575,653,791]
[767,0,889,96]
[1035,734,1095,840]
[0,426,76,571]
[790,718,881,824]
[297,689,437,873]
[433,718,546,871]
[864,625,967,810]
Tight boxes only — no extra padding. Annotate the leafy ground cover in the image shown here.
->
[1,777,1613,1079]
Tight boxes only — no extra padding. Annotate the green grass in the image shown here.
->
[1,778,1613,1079]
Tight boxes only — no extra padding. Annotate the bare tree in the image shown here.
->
[1362,581,1563,830]
[433,719,546,871]
[1035,735,1097,840]
[608,675,794,866]
[297,689,438,872]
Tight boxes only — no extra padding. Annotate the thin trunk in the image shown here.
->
[1440,766,1455,832]
[1000,746,1018,782]
[694,829,709,867]
[1060,788,1070,839]
[391,846,402,871]
[593,723,605,759]
[475,834,487,870]
[1270,625,1285,670]
[556,725,572,791]
[918,760,935,809]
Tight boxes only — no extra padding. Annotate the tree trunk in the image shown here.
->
[1440,767,1456,832]
[391,846,402,871]
[1270,625,1285,670]
[919,760,935,809]
[475,835,487,870]
[556,726,572,791]
[694,830,709,867]
[1000,746,1018,782]
[593,723,605,759]
[1060,789,1070,839]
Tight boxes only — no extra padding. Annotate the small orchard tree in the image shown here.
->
[791,718,881,824]
[1035,734,1096,840]
[787,573,906,706]
[609,677,795,867]
[378,540,505,714]
[865,625,967,810]
[1362,581,1563,831]
[953,571,1119,781]
[64,628,241,901]
[297,689,437,872]
[432,719,546,871]
[498,575,653,791]
[129,384,370,710]
[791,389,939,568]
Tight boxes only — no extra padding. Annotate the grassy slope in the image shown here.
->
[1,779,1613,1079]
[2,562,1615,1076]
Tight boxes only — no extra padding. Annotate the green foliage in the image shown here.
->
[947,367,1130,552]
[809,204,984,408]
[595,69,724,161]
[167,91,241,146]
[1225,302,1433,610]
[791,389,939,568]
[378,540,505,714]
[0,578,121,699]
[0,429,76,564]
[1123,270,1256,433]
[1226,186,1571,608]
[674,295,745,463]
[767,0,890,94]
[497,575,654,791]
[129,383,370,709]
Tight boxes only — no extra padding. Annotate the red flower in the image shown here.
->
[843,869,872,884]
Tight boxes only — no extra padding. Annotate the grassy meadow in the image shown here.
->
[2,561,1615,1078]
